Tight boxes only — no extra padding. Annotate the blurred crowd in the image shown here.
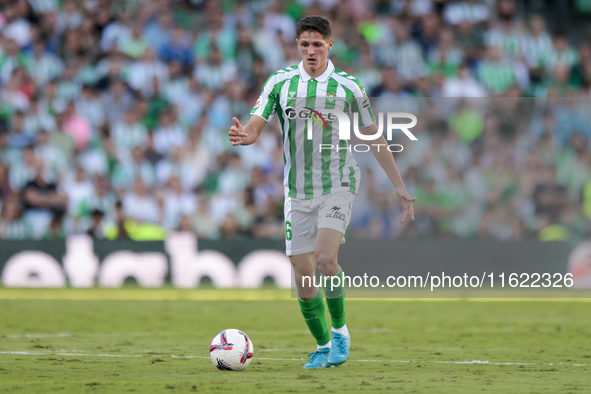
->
[354,96,591,241]
[0,0,590,241]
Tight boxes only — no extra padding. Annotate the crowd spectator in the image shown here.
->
[0,0,590,242]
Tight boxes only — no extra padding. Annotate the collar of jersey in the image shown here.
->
[298,59,335,83]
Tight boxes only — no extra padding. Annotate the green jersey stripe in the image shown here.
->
[274,82,288,166]
[267,79,289,124]
[261,93,276,120]
[309,81,328,199]
[348,166,357,193]
[341,84,364,128]
[331,71,377,127]
[303,79,318,199]
[321,77,339,195]
[339,84,355,186]
[287,74,300,198]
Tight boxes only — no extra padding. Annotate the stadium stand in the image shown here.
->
[0,0,590,241]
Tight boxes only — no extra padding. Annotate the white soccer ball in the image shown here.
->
[209,329,254,371]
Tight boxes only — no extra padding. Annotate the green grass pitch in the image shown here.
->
[1,289,590,393]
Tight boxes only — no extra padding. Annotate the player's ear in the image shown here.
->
[328,38,334,50]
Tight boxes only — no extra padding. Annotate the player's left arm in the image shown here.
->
[352,83,415,223]
[359,123,416,223]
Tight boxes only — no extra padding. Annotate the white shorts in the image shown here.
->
[284,190,355,256]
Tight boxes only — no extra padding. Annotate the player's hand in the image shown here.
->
[229,117,248,146]
[396,188,416,223]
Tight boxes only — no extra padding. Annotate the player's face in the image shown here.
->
[297,31,333,75]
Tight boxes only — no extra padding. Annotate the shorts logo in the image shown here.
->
[326,206,346,222]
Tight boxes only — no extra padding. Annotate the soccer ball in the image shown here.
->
[209,329,254,371]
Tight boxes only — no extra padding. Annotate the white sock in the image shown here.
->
[317,340,331,350]
[332,324,349,336]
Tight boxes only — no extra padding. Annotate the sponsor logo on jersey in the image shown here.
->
[285,107,297,119]
[304,107,329,130]
[285,106,333,127]
[254,96,261,108]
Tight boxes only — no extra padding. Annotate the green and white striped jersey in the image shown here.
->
[251,59,376,199]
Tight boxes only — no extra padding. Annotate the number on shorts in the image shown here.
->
[285,221,292,241]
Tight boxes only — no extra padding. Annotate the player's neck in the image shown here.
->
[303,59,328,79]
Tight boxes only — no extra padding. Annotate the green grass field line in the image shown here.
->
[3,350,591,367]
[1,299,590,393]
[1,287,590,301]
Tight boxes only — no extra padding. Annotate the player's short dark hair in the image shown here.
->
[296,16,331,39]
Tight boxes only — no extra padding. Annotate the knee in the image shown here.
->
[315,250,337,275]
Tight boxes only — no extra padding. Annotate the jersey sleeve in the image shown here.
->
[250,75,278,123]
[350,82,376,128]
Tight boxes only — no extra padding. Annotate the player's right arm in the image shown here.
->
[228,115,267,146]
[230,72,280,146]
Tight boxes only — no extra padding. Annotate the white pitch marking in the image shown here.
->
[1,351,47,355]
[2,351,589,366]
[356,359,411,363]
[433,360,534,365]
[6,333,72,338]
[169,355,588,366]
[171,355,305,361]
[0,351,142,357]
[56,353,143,358]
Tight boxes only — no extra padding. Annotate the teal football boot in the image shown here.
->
[327,332,350,367]
[303,348,330,369]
